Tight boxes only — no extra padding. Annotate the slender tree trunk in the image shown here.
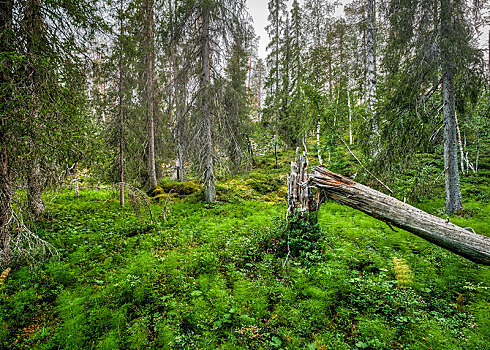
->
[27,162,45,218]
[248,46,252,91]
[475,128,480,173]
[316,121,322,165]
[175,64,186,184]
[455,112,465,175]
[0,0,14,265]
[145,0,157,190]
[366,0,380,156]
[175,78,185,182]
[201,7,215,202]
[274,1,280,169]
[366,0,377,112]
[74,163,79,197]
[347,86,353,145]
[177,131,185,181]
[441,0,462,214]
[119,0,124,206]
[258,72,262,113]
[0,135,11,266]
[169,0,185,182]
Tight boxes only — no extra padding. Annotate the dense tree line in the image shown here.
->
[263,0,489,214]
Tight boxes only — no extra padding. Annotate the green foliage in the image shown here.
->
[0,150,488,349]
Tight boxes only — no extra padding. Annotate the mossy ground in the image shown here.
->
[0,146,488,349]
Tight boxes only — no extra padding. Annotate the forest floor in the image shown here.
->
[1,147,489,349]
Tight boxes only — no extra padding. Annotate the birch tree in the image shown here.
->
[366,0,377,111]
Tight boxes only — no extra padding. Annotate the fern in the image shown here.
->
[0,267,11,289]
[393,257,413,289]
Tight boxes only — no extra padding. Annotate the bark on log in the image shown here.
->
[286,156,490,265]
[307,166,490,266]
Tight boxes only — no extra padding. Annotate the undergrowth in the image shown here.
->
[0,147,488,349]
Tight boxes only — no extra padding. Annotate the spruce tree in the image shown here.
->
[0,0,103,266]
[265,0,287,166]
[378,0,485,213]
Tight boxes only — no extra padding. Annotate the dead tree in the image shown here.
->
[287,154,490,266]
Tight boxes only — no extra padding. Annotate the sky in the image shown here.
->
[246,0,489,61]
[246,0,347,59]
[246,0,273,59]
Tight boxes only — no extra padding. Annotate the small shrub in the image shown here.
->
[243,213,324,266]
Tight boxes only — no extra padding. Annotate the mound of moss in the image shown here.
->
[149,180,202,201]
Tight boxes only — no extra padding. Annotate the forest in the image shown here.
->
[0,0,489,348]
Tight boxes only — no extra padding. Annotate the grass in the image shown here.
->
[0,147,489,349]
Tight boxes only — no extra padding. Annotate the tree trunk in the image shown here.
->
[316,121,322,165]
[201,7,215,202]
[119,0,124,206]
[441,0,462,214]
[176,130,185,181]
[24,0,45,218]
[74,163,79,197]
[173,54,185,182]
[366,0,380,156]
[0,137,11,266]
[145,0,157,190]
[0,0,14,266]
[27,162,45,218]
[475,128,480,173]
[455,112,465,175]
[287,163,490,266]
[366,0,377,112]
[258,70,262,113]
[274,1,280,170]
[347,86,353,145]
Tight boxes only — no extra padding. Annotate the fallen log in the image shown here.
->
[287,157,490,265]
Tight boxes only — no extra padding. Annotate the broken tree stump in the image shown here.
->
[287,159,490,265]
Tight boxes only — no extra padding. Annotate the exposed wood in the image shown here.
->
[287,157,490,265]
[287,149,317,217]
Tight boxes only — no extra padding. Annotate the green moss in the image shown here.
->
[1,148,489,349]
